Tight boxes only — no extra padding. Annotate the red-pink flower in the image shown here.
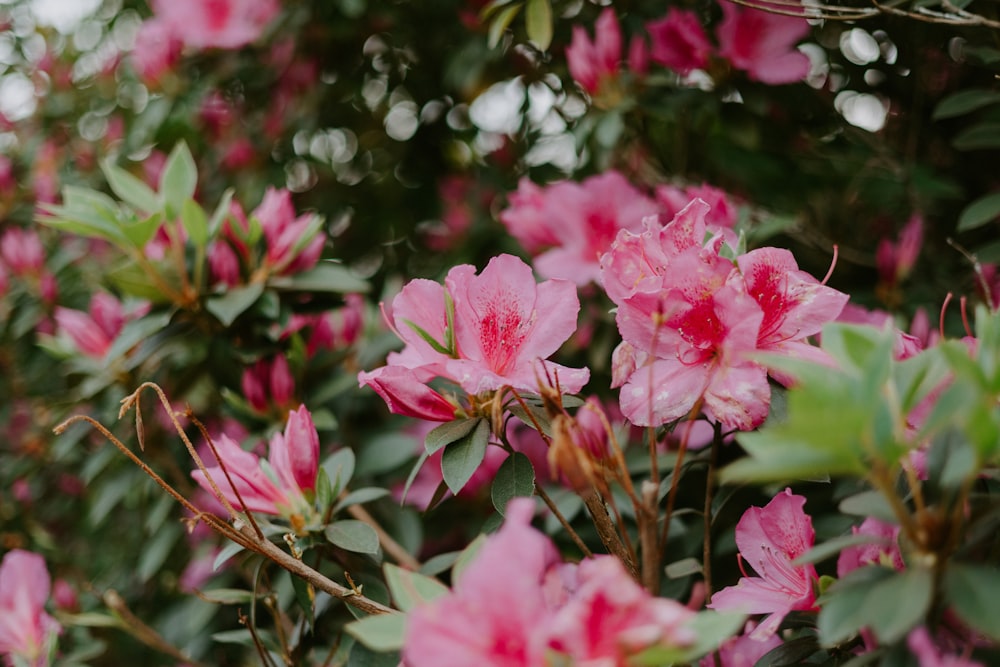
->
[566,8,622,95]
[646,9,713,75]
[876,214,923,286]
[499,172,659,286]
[0,549,61,667]
[708,489,819,638]
[53,292,127,359]
[907,626,984,667]
[130,19,182,84]
[252,187,325,275]
[358,365,457,422]
[836,517,903,577]
[192,405,320,519]
[1,228,44,276]
[240,355,296,414]
[716,2,811,84]
[151,0,280,50]
[700,621,782,667]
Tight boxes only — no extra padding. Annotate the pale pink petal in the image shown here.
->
[619,356,709,427]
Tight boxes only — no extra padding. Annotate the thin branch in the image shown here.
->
[583,493,639,579]
[347,502,421,571]
[535,484,593,558]
[104,590,211,667]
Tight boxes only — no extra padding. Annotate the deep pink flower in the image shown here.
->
[500,172,659,285]
[1,228,44,276]
[716,2,811,84]
[54,292,145,359]
[240,355,296,414]
[708,489,819,638]
[192,405,320,519]
[130,19,182,84]
[876,214,923,286]
[566,8,622,95]
[403,498,562,667]
[151,0,280,50]
[700,621,782,667]
[646,9,713,75]
[0,549,61,666]
[836,517,903,577]
[252,187,325,275]
[357,365,457,422]
[907,626,984,667]
[656,182,740,233]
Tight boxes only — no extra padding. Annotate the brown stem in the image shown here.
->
[347,502,421,571]
[703,424,722,600]
[535,484,592,558]
[104,590,211,667]
[659,399,704,554]
[639,480,661,594]
[584,493,639,579]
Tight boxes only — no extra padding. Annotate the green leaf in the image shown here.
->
[290,572,315,631]
[138,521,182,582]
[441,418,490,494]
[383,563,449,612]
[181,198,209,248]
[635,610,745,665]
[326,520,380,554]
[818,566,932,646]
[205,283,265,326]
[323,448,356,496]
[268,261,369,293]
[933,89,1000,120]
[664,557,703,579]
[106,262,174,303]
[335,487,391,513]
[198,588,257,605]
[207,188,235,238]
[101,159,161,213]
[425,418,482,454]
[838,491,898,524]
[119,212,164,248]
[400,449,430,506]
[159,141,198,217]
[491,452,535,514]
[103,310,173,364]
[944,563,1000,641]
[345,613,406,652]
[952,123,1000,151]
[524,0,552,51]
[957,192,1000,232]
[488,3,521,48]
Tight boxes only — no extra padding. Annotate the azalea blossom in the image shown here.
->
[566,8,622,95]
[130,18,182,84]
[192,405,320,521]
[498,172,659,285]
[716,2,811,84]
[150,0,280,50]
[708,489,819,638]
[876,214,923,287]
[359,254,589,422]
[249,187,325,275]
[54,292,147,359]
[0,549,61,667]
[646,9,712,75]
[836,517,903,577]
[240,354,296,414]
[404,498,697,666]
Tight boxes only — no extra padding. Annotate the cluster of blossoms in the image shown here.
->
[0,228,57,307]
[208,187,325,287]
[600,199,848,430]
[404,498,697,666]
[565,2,812,98]
[358,253,589,423]
[53,292,149,360]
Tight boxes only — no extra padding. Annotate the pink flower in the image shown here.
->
[130,19,182,84]
[0,550,61,666]
[54,292,129,359]
[252,187,324,275]
[716,3,811,84]
[837,517,903,577]
[240,355,296,414]
[1,228,44,276]
[876,214,923,286]
[444,254,589,394]
[566,8,622,95]
[655,182,741,232]
[499,172,659,285]
[907,626,984,667]
[700,621,782,667]
[646,9,713,75]
[708,489,819,638]
[358,365,458,422]
[403,499,562,667]
[192,405,320,519]
[404,499,698,666]
[151,0,280,50]
[544,556,696,663]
